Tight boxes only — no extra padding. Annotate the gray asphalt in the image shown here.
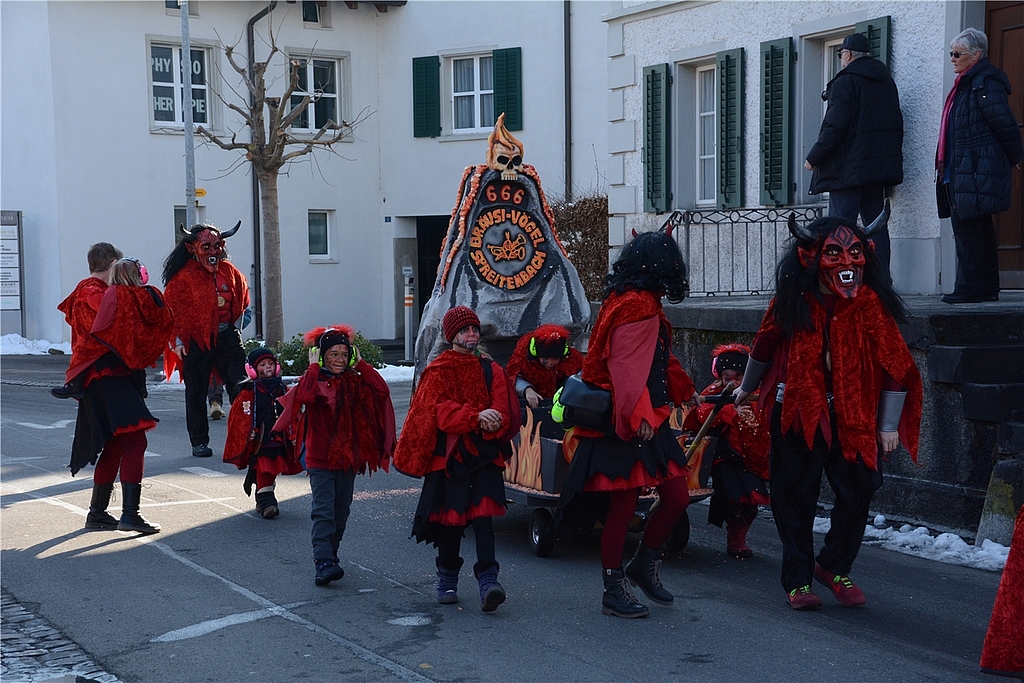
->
[0,354,1004,683]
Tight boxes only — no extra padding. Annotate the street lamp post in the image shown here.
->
[181,0,197,229]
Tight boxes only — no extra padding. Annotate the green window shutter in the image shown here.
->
[716,48,744,209]
[412,56,440,138]
[493,47,522,131]
[760,37,792,206]
[644,63,671,213]
[856,16,892,68]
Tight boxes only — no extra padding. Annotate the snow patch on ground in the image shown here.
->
[813,516,1008,572]
[1,334,70,355]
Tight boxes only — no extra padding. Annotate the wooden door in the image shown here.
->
[987,2,1024,288]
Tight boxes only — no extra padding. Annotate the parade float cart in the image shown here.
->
[504,404,714,557]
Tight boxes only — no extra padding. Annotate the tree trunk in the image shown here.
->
[258,170,285,345]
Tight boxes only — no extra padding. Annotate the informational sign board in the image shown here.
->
[1,210,25,335]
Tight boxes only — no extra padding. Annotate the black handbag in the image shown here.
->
[552,373,615,434]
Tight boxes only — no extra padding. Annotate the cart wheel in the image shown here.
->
[529,508,556,558]
[666,509,690,551]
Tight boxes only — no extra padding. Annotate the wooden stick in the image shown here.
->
[684,381,737,461]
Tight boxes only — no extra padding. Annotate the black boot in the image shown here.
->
[436,557,463,605]
[84,483,118,530]
[117,483,160,534]
[254,488,279,519]
[473,561,506,613]
[625,543,674,605]
[601,567,649,618]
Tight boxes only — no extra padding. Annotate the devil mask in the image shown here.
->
[818,225,866,298]
[182,221,240,274]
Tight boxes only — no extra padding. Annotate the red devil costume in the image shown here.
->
[394,306,514,612]
[274,325,395,586]
[66,258,174,534]
[734,203,923,610]
[162,222,249,458]
[554,230,696,619]
[223,347,302,519]
[684,344,770,558]
[505,324,584,400]
[980,503,1024,679]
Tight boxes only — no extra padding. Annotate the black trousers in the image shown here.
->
[950,213,1000,299]
[182,327,247,446]
[829,184,890,277]
[769,403,882,593]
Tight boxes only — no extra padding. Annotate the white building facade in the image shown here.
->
[1,0,612,343]
[603,0,1019,296]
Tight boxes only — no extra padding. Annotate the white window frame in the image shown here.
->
[164,0,198,16]
[695,64,717,207]
[822,37,844,119]
[450,53,494,134]
[301,1,331,29]
[287,50,350,138]
[669,44,722,210]
[305,208,337,262]
[147,37,217,134]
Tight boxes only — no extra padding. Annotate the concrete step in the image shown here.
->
[928,343,1024,384]
[998,421,1024,456]
[960,382,1024,423]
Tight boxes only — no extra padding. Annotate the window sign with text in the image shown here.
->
[151,44,208,126]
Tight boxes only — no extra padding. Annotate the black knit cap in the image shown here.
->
[247,346,276,367]
[318,328,351,356]
[841,32,870,53]
[533,337,568,358]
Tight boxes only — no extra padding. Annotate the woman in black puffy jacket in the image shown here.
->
[936,28,1022,304]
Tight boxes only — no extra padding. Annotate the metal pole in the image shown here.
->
[403,269,414,362]
[181,0,197,229]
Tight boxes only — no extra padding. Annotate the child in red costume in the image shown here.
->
[554,230,696,619]
[505,324,584,407]
[685,344,770,558]
[162,223,249,458]
[52,242,122,399]
[275,326,395,587]
[65,257,174,534]
[223,347,301,519]
[394,306,513,612]
[734,205,923,610]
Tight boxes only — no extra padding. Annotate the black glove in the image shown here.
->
[243,466,257,497]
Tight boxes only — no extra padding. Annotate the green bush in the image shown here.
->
[244,332,384,376]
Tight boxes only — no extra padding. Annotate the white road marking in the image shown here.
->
[151,602,310,642]
[180,467,227,477]
[141,498,235,508]
[139,538,432,682]
[16,419,75,430]
[348,562,427,597]
[387,615,431,627]
[2,483,87,516]
[145,450,162,457]
[1,456,48,463]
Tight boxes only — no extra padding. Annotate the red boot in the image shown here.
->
[726,518,754,558]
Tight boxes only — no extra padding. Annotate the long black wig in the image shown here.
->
[603,230,689,303]
[161,223,234,286]
[773,215,906,337]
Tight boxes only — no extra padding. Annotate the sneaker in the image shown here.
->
[787,585,823,610]
[191,444,213,458]
[315,560,345,586]
[51,384,84,400]
[814,563,865,607]
[209,401,225,420]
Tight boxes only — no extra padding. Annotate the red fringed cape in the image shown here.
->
[91,285,174,371]
[754,288,922,470]
[58,277,111,382]
[163,259,249,351]
[274,360,395,474]
[223,384,303,474]
[394,350,511,478]
[686,380,771,481]
[980,503,1024,677]
[505,330,583,399]
[581,290,695,440]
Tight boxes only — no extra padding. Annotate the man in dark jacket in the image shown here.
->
[936,27,1023,304]
[805,32,903,274]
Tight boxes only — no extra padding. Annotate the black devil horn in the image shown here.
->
[219,220,242,238]
[787,212,816,242]
[862,199,891,238]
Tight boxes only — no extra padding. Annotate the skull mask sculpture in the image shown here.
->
[183,221,240,274]
[486,113,524,181]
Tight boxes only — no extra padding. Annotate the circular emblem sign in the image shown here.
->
[468,181,548,291]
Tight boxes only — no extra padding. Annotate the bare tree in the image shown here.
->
[197,23,367,345]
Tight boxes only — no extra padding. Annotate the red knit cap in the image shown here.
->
[442,306,480,343]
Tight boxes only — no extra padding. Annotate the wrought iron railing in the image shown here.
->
[664,206,824,296]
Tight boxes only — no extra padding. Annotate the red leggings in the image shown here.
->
[256,471,277,490]
[93,431,147,485]
[601,476,690,569]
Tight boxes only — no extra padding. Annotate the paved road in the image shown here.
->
[0,355,1003,682]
